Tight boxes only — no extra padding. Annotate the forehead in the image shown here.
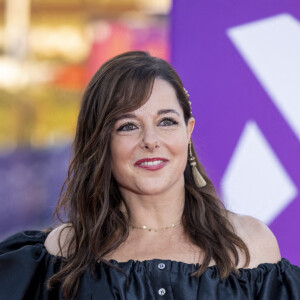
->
[133,78,181,116]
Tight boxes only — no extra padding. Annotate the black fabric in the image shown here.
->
[0,230,300,300]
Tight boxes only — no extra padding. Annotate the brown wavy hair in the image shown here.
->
[48,51,250,299]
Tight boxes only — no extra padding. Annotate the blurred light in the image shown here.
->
[4,0,31,58]
[87,21,112,43]
[30,26,91,62]
[137,0,171,14]
[0,58,53,90]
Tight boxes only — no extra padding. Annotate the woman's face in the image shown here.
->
[110,78,195,196]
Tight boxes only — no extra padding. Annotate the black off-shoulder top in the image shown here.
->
[0,230,300,300]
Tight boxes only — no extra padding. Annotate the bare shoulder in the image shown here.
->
[44,223,74,257]
[228,212,281,267]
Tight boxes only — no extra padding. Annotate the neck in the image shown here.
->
[119,178,185,229]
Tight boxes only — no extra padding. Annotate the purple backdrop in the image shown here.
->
[171,0,300,265]
[0,146,69,239]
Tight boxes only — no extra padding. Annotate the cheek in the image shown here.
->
[110,137,136,169]
[176,143,188,166]
[167,132,188,156]
[174,134,189,164]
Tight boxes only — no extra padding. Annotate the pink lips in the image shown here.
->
[134,157,169,171]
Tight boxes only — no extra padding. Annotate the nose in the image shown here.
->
[140,126,160,151]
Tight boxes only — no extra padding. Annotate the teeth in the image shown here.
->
[140,160,164,166]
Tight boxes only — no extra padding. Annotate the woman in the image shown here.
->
[0,51,299,300]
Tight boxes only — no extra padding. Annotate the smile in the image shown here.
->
[139,160,164,166]
[135,158,169,171]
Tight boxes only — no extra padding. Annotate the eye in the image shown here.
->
[116,122,137,132]
[159,117,179,126]
[116,117,178,132]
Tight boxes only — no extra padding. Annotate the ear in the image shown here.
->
[186,117,195,140]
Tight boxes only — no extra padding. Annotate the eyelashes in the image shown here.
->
[116,117,179,132]
[117,123,137,132]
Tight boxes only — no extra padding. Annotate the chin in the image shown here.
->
[135,179,173,195]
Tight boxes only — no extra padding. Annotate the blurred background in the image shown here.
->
[0,0,299,265]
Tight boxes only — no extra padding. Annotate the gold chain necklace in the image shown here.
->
[129,220,182,232]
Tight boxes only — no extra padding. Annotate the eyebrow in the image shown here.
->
[115,109,180,122]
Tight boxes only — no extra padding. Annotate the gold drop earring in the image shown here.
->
[188,140,207,188]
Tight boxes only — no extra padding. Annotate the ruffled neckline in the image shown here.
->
[107,257,288,270]
[1,230,300,300]
[35,230,289,274]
